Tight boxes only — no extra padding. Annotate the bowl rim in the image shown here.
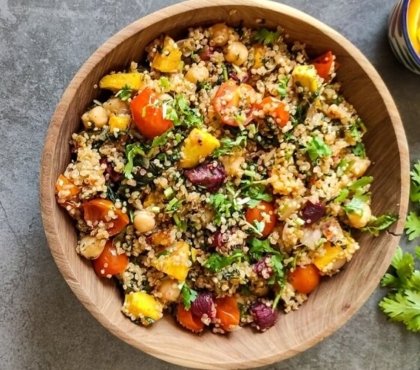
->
[402,0,420,63]
[40,0,410,368]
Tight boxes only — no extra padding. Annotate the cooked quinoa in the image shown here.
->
[56,24,396,334]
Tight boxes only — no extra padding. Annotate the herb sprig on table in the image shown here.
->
[379,160,420,332]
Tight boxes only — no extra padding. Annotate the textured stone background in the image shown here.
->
[0,0,419,369]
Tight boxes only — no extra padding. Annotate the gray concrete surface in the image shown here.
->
[0,0,419,369]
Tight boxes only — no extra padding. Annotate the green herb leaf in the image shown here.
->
[348,176,373,191]
[343,195,368,216]
[163,94,203,128]
[124,143,146,179]
[379,290,420,332]
[361,214,398,236]
[352,142,366,158]
[306,136,332,162]
[208,184,245,225]
[165,197,183,214]
[277,77,289,98]
[379,246,420,331]
[181,284,198,310]
[253,28,280,45]
[335,188,349,203]
[222,63,229,81]
[410,161,420,185]
[151,131,171,148]
[203,250,245,272]
[213,135,247,158]
[115,85,132,101]
[159,76,171,90]
[405,212,420,241]
[248,238,282,260]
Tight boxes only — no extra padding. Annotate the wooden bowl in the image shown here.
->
[40,0,409,368]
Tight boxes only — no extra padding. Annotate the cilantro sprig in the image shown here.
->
[181,284,198,310]
[213,134,247,158]
[253,28,280,45]
[306,136,332,162]
[123,143,146,179]
[164,94,203,128]
[379,247,420,332]
[203,250,246,272]
[115,85,132,101]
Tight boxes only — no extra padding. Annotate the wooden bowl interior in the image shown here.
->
[41,1,408,369]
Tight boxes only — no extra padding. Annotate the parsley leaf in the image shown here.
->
[253,28,280,45]
[405,212,420,241]
[379,246,420,332]
[115,85,132,101]
[203,250,246,272]
[379,291,420,332]
[164,94,203,128]
[123,143,146,179]
[208,184,247,225]
[306,136,332,162]
[213,135,247,158]
[348,176,373,192]
[352,142,366,158]
[151,131,170,148]
[343,195,368,216]
[361,214,398,236]
[248,238,281,260]
[410,161,420,203]
[277,77,289,98]
[181,284,198,310]
[410,161,420,184]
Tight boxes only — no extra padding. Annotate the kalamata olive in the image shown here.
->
[253,257,273,279]
[250,302,278,332]
[229,71,250,83]
[184,161,226,191]
[301,201,325,225]
[191,292,216,322]
[100,158,123,183]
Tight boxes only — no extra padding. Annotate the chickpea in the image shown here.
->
[103,97,130,115]
[347,203,372,228]
[78,236,106,259]
[133,210,156,233]
[185,64,209,83]
[349,157,371,177]
[82,106,109,129]
[224,41,249,66]
[209,23,230,47]
[157,278,181,303]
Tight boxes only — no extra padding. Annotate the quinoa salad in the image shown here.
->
[55,24,397,334]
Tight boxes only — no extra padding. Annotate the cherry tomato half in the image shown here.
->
[312,51,334,80]
[83,198,129,236]
[176,304,205,333]
[215,296,240,332]
[212,81,257,126]
[257,96,290,127]
[93,240,129,278]
[245,201,277,238]
[130,87,173,139]
[288,264,321,294]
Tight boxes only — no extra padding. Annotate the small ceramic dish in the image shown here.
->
[389,0,420,74]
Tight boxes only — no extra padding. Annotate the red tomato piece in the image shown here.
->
[212,81,256,126]
[93,240,129,278]
[288,264,321,294]
[130,87,173,139]
[83,198,129,236]
[245,201,277,238]
[176,304,205,333]
[215,296,240,332]
[258,96,290,127]
[312,51,334,80]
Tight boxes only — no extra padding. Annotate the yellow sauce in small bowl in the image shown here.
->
[407,0,420,54]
